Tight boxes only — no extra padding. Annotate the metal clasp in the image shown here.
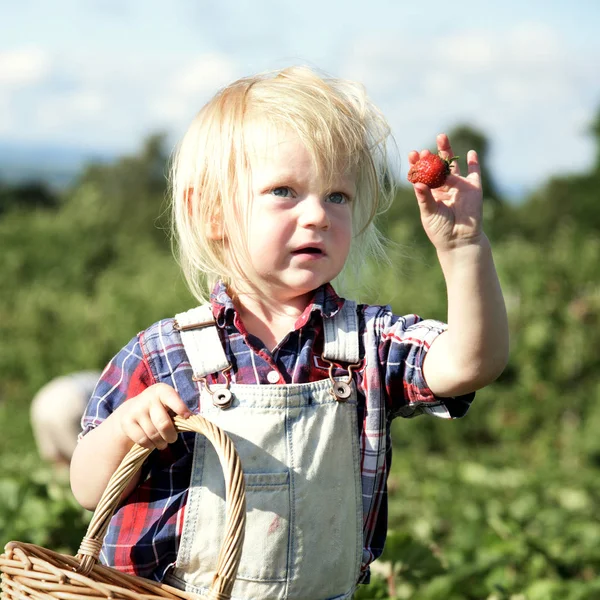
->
[323,359,361,402]
[173,319,215,332]
[193,366,233,409]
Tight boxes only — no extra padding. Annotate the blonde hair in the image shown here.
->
[170,65,396,303]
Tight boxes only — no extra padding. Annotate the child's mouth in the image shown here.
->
[292,247,324,256]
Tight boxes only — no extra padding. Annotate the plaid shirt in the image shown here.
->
[82,282,473,584]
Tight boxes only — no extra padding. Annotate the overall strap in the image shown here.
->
[322,300,360,364]
[175,304,230,379]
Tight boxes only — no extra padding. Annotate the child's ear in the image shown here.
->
[185,187,224,240]
[206,218,224,240]
[205,203,225,240]
[184,187,196,218]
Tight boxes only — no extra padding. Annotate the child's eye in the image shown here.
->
[271,186,293,198]
[327,192,349,205]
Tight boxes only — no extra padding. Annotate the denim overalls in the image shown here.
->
[165,300,363,599]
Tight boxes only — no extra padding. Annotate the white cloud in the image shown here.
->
[35,91,106,133]
[172,55,237,97]
[1,12,599,195]
[341,24,600,192]
[507,23,563,66]
[438,34,495,73]
[69,91,105,115]
[0,48,50,88]
[149,53,238,129]
[150,54,239,125]
[0,50,240,150]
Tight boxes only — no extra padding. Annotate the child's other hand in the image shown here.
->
[116,383,192,450]
[408,133,483,253]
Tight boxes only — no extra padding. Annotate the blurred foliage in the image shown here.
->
[0,180,60,214]
[1,118,600,598]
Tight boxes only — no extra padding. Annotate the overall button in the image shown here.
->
[267,370,280,384]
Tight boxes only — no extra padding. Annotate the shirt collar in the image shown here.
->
[209,281,237,327]
[209,281,345,329]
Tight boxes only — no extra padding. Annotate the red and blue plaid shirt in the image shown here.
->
[81,282,473,584]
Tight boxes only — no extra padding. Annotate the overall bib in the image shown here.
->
[165,301,363,600]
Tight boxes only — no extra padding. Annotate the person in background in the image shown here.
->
[31,371,100,469]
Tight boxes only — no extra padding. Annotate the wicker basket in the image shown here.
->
[0,415,246,600]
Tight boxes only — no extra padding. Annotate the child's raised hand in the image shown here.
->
[115,383,192,450]
[408,133,483,253]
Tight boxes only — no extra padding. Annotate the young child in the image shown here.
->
[71,66,508,599]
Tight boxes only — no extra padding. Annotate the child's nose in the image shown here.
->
[298,196,330,229]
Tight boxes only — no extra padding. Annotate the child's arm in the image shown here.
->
[70,383,192,511]
[409,133,509,397]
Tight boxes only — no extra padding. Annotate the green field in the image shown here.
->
[2,123,600,599]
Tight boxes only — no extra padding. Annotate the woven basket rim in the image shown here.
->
[0,414,246,600]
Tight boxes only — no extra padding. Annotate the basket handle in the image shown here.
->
[75,414,246,600]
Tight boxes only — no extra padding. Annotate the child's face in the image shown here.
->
[241,128,354,302]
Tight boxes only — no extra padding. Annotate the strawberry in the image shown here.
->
[407,153,458,189]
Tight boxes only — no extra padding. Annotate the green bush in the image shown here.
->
[2,127,600,598]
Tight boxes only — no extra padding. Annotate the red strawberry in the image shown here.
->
[407,153,458,189]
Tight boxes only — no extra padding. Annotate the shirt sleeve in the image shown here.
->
[80,334,155,437]
[364,305,474,420]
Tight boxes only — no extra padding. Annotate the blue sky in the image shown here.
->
[2,0,600,196]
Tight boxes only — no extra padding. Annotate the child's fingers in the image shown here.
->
[407,150,420,165]
[466,150,481,180]
[118,384,191,449]
[412,182,438,218]
[154,383,193,418]
[437,133,461,176]
[122,419,165,450]
[149,400,179,445]
[138,414,170,449]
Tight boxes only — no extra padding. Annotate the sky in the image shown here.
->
[1,0,600,198]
